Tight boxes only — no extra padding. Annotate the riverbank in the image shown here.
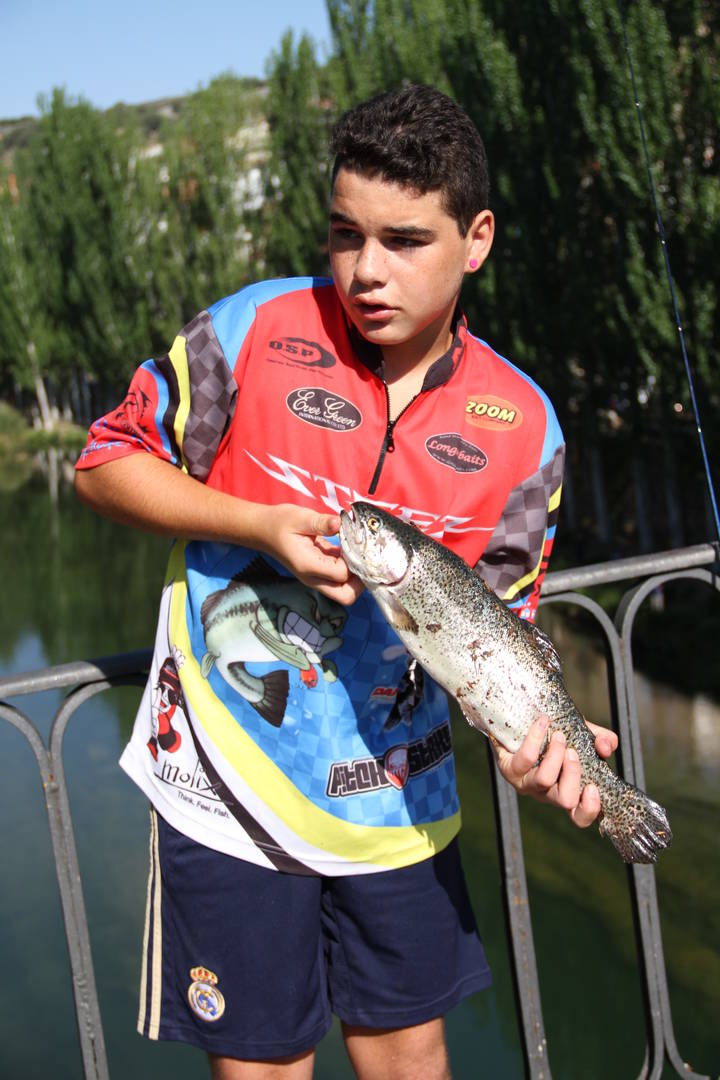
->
[0,401,86,492]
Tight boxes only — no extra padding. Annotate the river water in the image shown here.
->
[1,475,718,1079]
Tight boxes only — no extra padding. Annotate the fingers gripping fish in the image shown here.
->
[339,502,672,864]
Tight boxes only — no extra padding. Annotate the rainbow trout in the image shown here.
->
[339,502,672,864]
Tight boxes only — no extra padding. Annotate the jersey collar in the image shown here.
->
[347,309,468,391]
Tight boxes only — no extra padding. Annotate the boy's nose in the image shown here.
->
[354,240,388,286]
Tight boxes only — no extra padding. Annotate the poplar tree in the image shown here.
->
[6,90,150,409]
[150,74,256,325]
[0,177,56,426]
[261,31,334,277]
[310,0,719,549]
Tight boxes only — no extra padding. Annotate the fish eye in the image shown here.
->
[367,515,380,533]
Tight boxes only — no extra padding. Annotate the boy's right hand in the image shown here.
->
[256,504,364,606]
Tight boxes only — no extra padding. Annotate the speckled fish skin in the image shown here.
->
[339,502,672,864]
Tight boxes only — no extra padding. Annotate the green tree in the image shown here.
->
[147,74,258,328]
[0,174,57,426]
[287,0,719,551]
[261,32,334,277]
[3,89,152,415]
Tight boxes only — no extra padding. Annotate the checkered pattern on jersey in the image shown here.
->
[183,542,460,828]
[476,445,565,599]
[178,311,237,480]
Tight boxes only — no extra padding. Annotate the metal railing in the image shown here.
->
[0,542,718,1080]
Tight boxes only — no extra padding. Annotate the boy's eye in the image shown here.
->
[390,236,423,249]
[331,227,361,244]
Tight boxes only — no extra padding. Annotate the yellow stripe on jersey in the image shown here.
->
[502,482,562,602]
[167,545,459,869]
[168,334,192,474]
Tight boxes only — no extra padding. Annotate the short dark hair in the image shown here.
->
[330,84,489,236]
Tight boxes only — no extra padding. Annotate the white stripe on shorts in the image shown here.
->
[137,806,163,1040]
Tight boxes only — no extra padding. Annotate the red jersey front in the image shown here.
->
[77,277,564,874]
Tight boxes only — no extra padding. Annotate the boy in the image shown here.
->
[75,85,615,1080]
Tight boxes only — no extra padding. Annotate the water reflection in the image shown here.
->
[0,479,718,1079]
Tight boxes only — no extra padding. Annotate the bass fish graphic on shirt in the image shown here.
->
[200,556,347,727]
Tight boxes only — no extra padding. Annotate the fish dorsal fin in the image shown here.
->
[200,588,226,625]
[524,622,562,674]
[232,556,284,586]
[200,557,282,625]
[374,591,418,634]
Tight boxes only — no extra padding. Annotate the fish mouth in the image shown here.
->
[339,506,363,548]
[282,611,324,659]
[338,507,365,573]
[339,505,408,587]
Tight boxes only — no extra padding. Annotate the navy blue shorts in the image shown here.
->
[138,808,491,1060]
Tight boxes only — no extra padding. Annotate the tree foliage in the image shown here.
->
[261,32,335,278]
[0,79,259,418]
[0,4,717,551]
[263,0,718,551]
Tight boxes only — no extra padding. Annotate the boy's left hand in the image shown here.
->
[493,716,618,829]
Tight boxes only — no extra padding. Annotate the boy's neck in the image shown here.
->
[382,308,456,383]
[382,319,456,420]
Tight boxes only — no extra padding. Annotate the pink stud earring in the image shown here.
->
[468,258,479,270]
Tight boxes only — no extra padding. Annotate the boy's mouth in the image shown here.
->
[354,299,395,321]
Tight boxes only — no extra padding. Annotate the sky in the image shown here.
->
[2,0,332,120]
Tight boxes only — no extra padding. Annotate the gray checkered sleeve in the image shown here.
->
[178,311,238,480]
[475,444,565,600]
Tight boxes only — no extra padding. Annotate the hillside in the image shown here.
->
[0,77,266,169]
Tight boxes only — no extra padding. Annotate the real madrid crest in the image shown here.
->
[187,966,226,1022]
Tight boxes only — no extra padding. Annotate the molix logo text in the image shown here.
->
[465,395,523,431]
[425,433,488,473]
[326,722,452,797]
[158,759,222,801]
[269,337,336,368]
[287,388,362,432]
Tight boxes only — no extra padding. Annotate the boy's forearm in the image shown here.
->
[74,454,361,604]
[74,454,271,547]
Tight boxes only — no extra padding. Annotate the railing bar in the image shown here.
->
[0,701,54,776]
[0,697,109,1079]
[48,683,119,1080]
[616,570,718,1080]
[1,547,718,1078]
[0,649,152,699]
[539,590,668,1074]
[487,745,551,1079]
[542,542,718,596]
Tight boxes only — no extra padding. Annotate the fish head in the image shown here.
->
[339,503,412,588]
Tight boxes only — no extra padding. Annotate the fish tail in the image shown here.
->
[597,776,672,864]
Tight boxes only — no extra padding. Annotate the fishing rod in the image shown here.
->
[617,0,720,546]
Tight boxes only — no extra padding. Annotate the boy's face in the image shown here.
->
[329,168,493,368]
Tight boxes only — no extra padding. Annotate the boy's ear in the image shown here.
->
[466,209,495,273]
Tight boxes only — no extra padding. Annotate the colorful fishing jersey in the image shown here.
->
[76,277,565,874]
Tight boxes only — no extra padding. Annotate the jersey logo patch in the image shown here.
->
[425,433,488,473]
[384,746,409,789]
[326,721,452,797]
[269,337,336,368]
[287,388,362,432]
[187,966,226,1022]
[465,395,523,431]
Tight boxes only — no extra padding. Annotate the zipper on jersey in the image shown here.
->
[368,384,418,495]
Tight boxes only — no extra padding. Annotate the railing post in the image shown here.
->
[488,743,551,1079]
[0,697,110,1080]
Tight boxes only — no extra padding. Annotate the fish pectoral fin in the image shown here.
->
[200,652,217,678]
[253,620,309,668]
[525,623,563,674]
[375,591,418,634]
